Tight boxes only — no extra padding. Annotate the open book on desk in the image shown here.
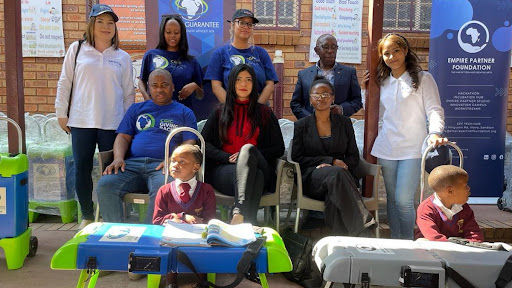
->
[160,219,256,247]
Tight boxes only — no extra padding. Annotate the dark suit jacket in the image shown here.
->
[290,64,363,119]
[291,113,359,182]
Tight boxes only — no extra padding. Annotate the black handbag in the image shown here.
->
[282,228,323,288]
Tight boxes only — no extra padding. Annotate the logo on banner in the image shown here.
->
[173,0,209,20]
[457,20,489,53]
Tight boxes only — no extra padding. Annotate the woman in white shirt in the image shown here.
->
[55,4,135,228]
[364,33,447,239]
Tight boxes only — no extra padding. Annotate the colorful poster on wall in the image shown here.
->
[100,0,147,49]
[21,0,65,57]
[309,0,363,63]
[429,0,512,201]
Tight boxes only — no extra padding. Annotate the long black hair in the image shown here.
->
[219,64,260,142]
[156,14,192,60]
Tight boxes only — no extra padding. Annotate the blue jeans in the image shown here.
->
[97,157,170,223]
[378,158,421,239]
[71,128,117,220]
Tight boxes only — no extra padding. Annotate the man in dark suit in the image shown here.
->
[290,34,363,119]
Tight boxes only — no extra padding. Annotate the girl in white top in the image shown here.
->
[364,33,448,239]
[55,4,135,228]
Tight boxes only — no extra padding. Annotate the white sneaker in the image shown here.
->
[78,219,94,230]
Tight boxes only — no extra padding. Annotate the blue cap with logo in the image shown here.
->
[230,9,259,23]
[89,4,119,22]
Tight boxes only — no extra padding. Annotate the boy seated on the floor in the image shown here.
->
[415,165,483,242]
[153,144,216,288]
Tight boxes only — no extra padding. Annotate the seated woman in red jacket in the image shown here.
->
[201,64,284,225]
[415,165,483,242]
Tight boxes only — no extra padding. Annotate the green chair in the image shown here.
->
[28,199,77,223]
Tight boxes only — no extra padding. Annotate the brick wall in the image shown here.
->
[1,0,512,133]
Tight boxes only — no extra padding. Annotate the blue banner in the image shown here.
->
[158,0,234,120]
[429,0,512,200]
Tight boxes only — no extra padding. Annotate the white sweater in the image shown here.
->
[55,41,135,130]
[371,71,445,160]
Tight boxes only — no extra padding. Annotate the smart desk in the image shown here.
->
[51,222,292,288]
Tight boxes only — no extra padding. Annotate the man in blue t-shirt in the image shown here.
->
[97,69,197,223]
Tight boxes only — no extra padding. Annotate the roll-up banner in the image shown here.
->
[429,0,512,202]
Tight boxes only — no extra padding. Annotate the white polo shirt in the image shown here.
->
[55,41,135,130]
[371,71,444,160]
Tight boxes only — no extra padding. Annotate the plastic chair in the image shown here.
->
[94,150,150,223]
[353,120,365,157]
[197,119,207,133]
[286,139,381,237]
[278,119,294,159]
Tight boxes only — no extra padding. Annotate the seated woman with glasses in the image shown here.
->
[291,76,376,237]
[204,9,278,104]
[139,14,203,109]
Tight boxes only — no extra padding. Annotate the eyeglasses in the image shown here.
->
[318,45,339,51]
[234,20,255,29]
[310,92,333,100]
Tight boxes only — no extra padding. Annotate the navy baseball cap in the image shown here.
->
[89,4,119,22]
[230,9,259,23]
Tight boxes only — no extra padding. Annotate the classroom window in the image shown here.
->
[383,0,432,32]
[253,0,299,29]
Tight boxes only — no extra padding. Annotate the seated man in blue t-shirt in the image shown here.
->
[97,68,197,223]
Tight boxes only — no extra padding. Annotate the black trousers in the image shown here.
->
[304,166,376,236]
[207,144,272,224]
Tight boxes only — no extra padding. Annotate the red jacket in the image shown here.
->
[415,195,483,242]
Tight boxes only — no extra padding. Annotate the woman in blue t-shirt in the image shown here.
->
[204,9,278,104]
[139,14,203,109]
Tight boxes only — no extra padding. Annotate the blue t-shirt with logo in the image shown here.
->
[117,100,198,160]
[204,45,279,94]
[139,49,203,109]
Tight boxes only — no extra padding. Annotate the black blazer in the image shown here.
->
[290,64,363,119]
[291,113,359,182]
